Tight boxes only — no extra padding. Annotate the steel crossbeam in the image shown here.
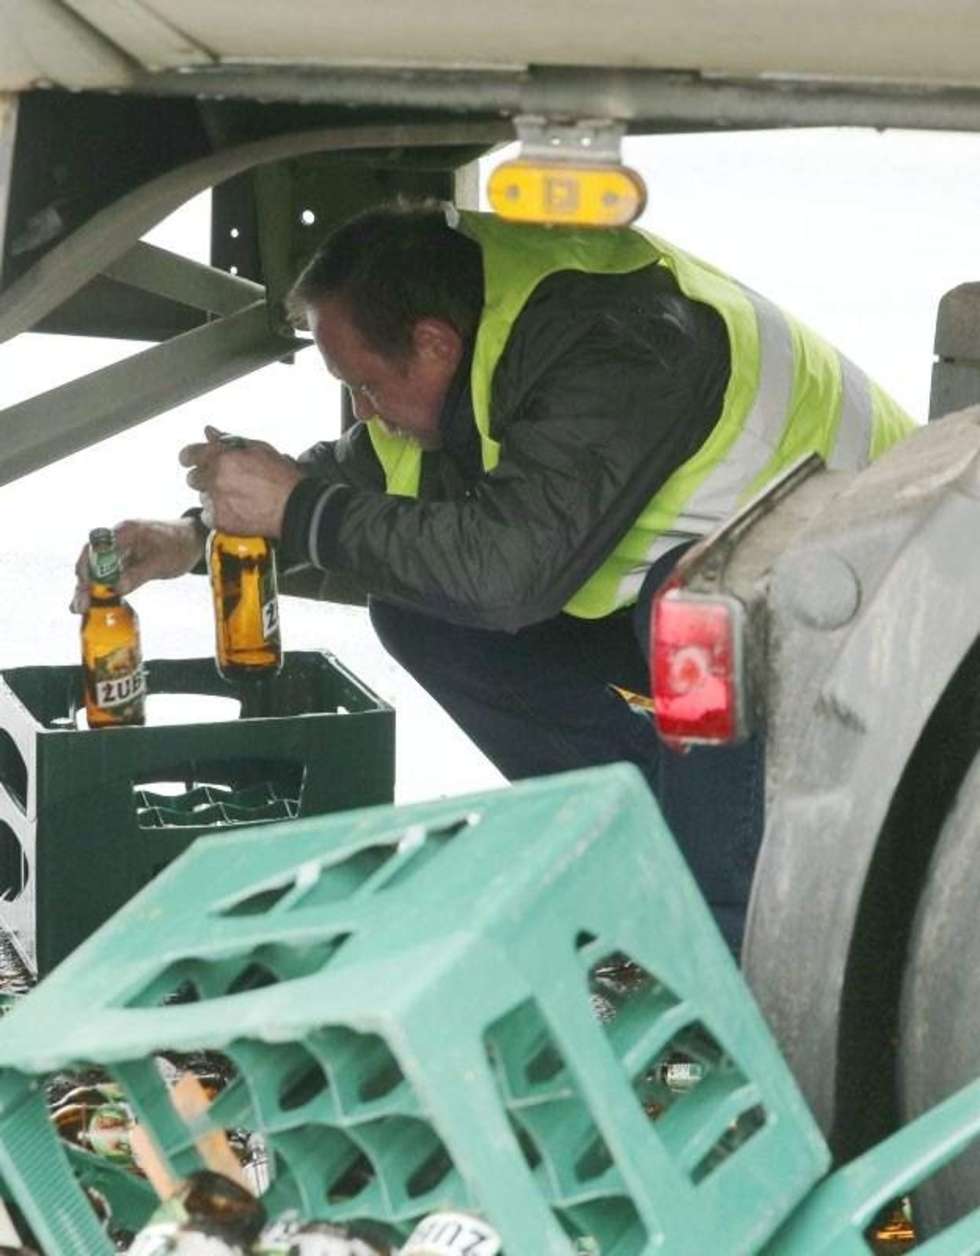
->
[0,300,308,487]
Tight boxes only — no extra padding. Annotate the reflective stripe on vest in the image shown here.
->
[609,285,876,603]
[369,210,915,617]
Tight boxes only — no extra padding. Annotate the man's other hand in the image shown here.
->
[179,425,303,538]
[70,518,206,613]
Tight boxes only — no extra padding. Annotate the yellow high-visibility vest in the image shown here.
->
[369,209,914,617]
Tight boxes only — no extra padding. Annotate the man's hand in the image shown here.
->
[179,425,303,538]
[70,518,206,613]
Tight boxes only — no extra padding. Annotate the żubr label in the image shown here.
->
[403,1211,501,1256]
[95,668,146,708]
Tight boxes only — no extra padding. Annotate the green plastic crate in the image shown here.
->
[0,764,829,1254]
[0,652,394,974]
[766,1076,980,1254]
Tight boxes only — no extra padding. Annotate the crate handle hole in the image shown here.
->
[691,1103,768,1184]
[133,759,304,830]
[326,1148,375,1205]
[279,1058,329,1111]
[406,1142,454,1198]
[376,812,481,895]
[526,1042,565,1085]
[221,881,293,916]
[357,1055,404,1103]
[0,731,27,812]
[0,822,28,899]
[226,962,278,995]
[575,1134,614,1182]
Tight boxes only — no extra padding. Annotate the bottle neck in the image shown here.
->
[88,580,122,604]
[208,531,273,559]
[211,530,271,545]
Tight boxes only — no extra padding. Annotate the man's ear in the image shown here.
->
[412,317,463,365]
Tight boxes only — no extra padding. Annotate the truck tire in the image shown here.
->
[898,747,980,1231]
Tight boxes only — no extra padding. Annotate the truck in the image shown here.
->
[2,0,980,1240]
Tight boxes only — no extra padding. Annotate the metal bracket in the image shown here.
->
[513,114,627,165]
[102,240,265,316]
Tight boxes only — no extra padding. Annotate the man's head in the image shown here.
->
[289,202,484,449]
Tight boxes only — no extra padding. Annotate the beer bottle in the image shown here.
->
[80,528,146,728]
[128,1170,267,1255]
[207,530,282,683]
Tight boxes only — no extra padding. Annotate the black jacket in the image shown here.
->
[280,263,730,632]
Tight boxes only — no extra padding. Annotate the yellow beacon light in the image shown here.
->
[487,117,647,228]
[488,161,646,227]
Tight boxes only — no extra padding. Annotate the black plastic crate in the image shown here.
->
[0,652,394,974]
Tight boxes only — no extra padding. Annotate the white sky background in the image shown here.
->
[0,127,978,802]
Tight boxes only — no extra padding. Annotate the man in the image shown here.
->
[74,201,915,955]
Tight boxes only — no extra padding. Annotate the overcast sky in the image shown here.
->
[1,127,978,799]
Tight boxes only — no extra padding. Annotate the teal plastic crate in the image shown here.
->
[766,1076,980,1254]
[0,651,394,974]
[0,764,829,1254]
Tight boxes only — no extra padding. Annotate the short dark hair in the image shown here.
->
[287,201,485,360]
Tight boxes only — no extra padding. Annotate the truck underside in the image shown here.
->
[3,0,980,1239]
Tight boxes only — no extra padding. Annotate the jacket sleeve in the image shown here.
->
[281,277,729,631]
[277,420,382,604]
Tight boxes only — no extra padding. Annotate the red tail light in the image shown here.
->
[650,585,747,746]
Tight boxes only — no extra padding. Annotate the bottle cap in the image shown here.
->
[88,529,120,584]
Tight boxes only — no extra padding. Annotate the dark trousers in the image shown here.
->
[369,554,764,956]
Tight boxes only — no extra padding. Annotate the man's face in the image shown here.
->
[307,296,461,451]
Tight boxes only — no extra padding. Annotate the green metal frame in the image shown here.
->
[102,240,266,315]
[0,114,501,486]
[0,300,304,487]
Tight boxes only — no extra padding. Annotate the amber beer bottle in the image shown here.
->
[127,1169,267,1255]
[80,528,146,728]
[207,530,282,682]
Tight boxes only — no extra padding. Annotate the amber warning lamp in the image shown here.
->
[488,116,647,228]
